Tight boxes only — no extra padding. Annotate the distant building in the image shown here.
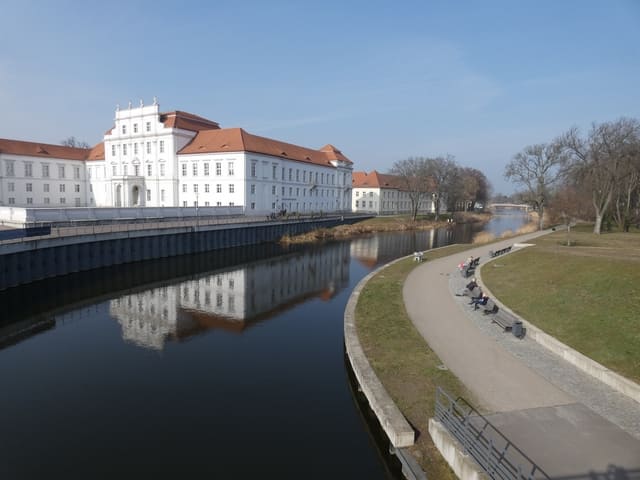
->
[0,99,353,215]
[351,170,436,215]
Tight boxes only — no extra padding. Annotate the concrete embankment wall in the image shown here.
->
[0,217,353,291]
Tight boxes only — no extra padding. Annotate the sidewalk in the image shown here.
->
[403,231,640,479]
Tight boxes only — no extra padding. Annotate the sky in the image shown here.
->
[1,0,639,194]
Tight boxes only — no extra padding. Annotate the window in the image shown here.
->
[8,198,15,204]
[272,202,276,209]
[272,165,277,179]
[146,190,151,201]
[161,190,166,201]
[44,197,50,204]
[296,169,299,181]
[25,163,33,177]
[229,202,234,206]
[281,167,285,180]
[147,164,152,177]
[251,162,256,177]
[159,140,165,153]
[355,200,359,207]
[58,165,65,178]
[123,165,128,175]
[193,184,198,193]
[183,201,187,207]
[216,184,221,193]
[160,164,165,176]
[251,202,255,210]
[355,191,359,197]
[281,186,285,195]
[111,145,116,156]
[123,144,127,156]
[250,184,255,194]
[192,163,198,176]
[272,185,276,195]
[288,168,292,180]
[26,183,33,192]
[182,184,187,193]
[43,183,50,192]
[205,184,210,193]
[27,197,33,204]
[216,201,222,206]
[216,162,222,176]
[42,164,50,177]
[146,122,151,132]
[134,165,140,176]
[146,142,151,154]
[122,125,126,134]
[204,163,210,176]
[134,143,138,155]
[112,165,117,176]
[75,198,81,206]
[60,184,65,193]
[205,201,210,206]
[369,191,373,197]
[228,162,234,175]
[5,160,14,177]
[74,184,80,193]
[369,201,373,208]
[182,164,187,176]
[133,123,138,133]
[7,182,14,192]
[229,184,234,193]
[60,198,66,204]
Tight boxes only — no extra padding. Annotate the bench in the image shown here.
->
[460,257,480,278]
[489,246,512,258]
[481,298,499,315]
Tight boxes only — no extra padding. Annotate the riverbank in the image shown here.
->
[352,224,640,477]
[280,212,490,244]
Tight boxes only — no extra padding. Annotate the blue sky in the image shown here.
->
[1,0,638,194]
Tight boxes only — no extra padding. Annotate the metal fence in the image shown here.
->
[434,387,550,480]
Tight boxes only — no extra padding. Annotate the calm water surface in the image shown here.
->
[0,213,527,479]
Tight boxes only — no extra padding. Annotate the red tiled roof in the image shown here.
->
[352,170,401,188]
[0,138,90,161]
[86,142,105,161]
[179,128,352,166]
[160,111,220,132]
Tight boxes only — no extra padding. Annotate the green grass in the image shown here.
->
[482,228,640,383]
[355,244,477,478]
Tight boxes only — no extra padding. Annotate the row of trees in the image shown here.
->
[505,117,640,234]
[390,156,490,221]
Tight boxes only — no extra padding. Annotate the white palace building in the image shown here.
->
[0,99,354,215]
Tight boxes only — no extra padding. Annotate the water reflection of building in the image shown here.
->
[350,228,460,267]
[110,243,351,350]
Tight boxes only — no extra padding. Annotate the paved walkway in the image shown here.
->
[403,230,640,479]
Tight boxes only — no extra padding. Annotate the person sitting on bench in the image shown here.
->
[471,294,489,310]
[467,287,483,302]
[457,278,477,296]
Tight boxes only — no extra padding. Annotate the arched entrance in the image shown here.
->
[115,184,122,207]
[131,186,140,206]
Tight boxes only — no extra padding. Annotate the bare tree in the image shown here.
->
[504,143,565,230]
[426,155,458,220]
[560,118,640,234]
[61,136,90,149]
[390,157,433,221]
[459,167,490,211]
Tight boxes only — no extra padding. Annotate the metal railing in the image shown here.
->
[434,387,550,480]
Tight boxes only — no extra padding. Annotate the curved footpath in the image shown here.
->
[403,230,640,479]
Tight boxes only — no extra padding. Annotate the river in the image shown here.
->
[0,212,529,479]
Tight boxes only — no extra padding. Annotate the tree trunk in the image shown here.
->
[538,203,545,230]
[593,213,603,234]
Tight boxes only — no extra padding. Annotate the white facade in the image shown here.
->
[351,171,435,215]
[0,152,87,208]
[1,100,353,215]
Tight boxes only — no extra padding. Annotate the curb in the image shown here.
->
[343,256,415,448]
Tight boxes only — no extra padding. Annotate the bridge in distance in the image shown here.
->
[488,203,531,211]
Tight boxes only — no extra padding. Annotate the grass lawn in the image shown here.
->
[355,244,478,478]
[481,225,640,383]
